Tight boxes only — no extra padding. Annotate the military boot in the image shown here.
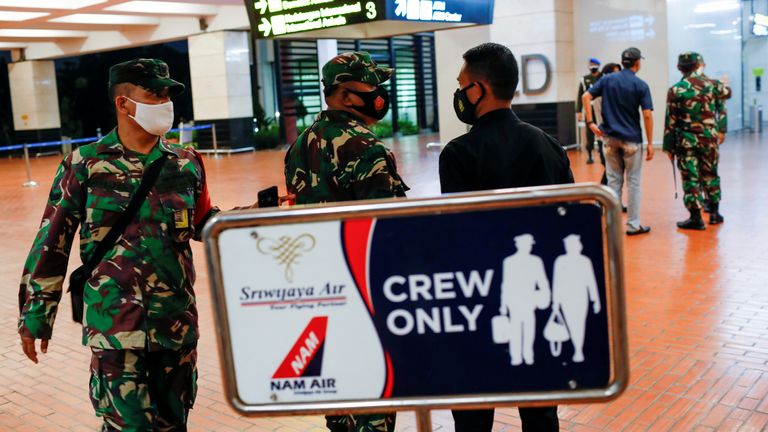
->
[677,209,706,230]
[709,203,724,225]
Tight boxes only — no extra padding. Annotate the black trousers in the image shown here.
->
[452,407,559,432]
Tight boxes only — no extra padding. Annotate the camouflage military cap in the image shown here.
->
[109,58,185,96]
[678,52,703,68]
[321,51,393,88]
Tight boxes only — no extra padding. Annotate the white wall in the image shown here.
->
[188,31,253,121]
[743,0,768,127]
[9,60,61,131]
[667,0,743,131]
[573,0,668,143]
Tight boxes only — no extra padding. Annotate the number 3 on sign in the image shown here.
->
[366,1,377,19]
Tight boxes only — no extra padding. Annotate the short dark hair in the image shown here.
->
[108,82,132,102]
[602,63,621,75]
[463,43,518,100]
[678,62,698,74]
[621,59,638,69]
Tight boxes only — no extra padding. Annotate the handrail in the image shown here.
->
[0,124,214,153]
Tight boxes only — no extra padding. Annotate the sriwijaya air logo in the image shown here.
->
[255,233,316,283]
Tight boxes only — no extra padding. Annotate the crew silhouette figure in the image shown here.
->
[500,234,552,365]
[552,234,601,362]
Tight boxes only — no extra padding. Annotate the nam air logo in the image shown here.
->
[271,316,337,395]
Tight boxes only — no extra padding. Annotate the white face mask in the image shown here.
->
[127,97,174,136]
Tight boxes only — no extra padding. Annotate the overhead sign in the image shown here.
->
[247,0,495,39]
[204,185,628,415]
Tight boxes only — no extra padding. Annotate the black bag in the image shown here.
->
[67,155,167,323]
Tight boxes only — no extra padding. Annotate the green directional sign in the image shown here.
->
[250,0,384,38]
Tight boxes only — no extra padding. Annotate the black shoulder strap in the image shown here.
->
[83,155,167,273]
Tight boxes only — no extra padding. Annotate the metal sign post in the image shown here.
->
[211,123,221,158]
[203,184,628,424]
[22,144,38,187]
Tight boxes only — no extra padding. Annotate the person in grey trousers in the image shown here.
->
[582,47,655,235]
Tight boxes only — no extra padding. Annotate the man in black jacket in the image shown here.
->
[440,42,573,432]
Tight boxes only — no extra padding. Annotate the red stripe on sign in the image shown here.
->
[272,316,328,379]
[383,352,394,398]
[343,218,375,315]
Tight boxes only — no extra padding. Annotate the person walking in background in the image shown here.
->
[284,51,406,432]
[582,47,655,236]
[663,52,726,229]
[593,62,622,186]
[440,41,572,432]
[576,58,603,164]
[17,59,221,431]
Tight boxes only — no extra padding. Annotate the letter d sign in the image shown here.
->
[521,54,552,95]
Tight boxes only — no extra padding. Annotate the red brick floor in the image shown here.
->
[1,131,767,431]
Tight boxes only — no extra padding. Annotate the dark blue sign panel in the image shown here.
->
[350,203,610,397]
[246,0,495,38]
[385,0,494,24]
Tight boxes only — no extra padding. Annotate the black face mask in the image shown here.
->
[453,82,485,125]
[590,67,600,74]
[347,86,390,121]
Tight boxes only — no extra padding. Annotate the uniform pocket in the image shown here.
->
[89,355,110,416]
[159,193,196,243]
[84,188,131,241]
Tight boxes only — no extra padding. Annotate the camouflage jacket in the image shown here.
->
[18,129,218,351]
[663,72,729,153]
[284,110,409,204]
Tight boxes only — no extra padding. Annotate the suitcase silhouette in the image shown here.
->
[492,314,510,344]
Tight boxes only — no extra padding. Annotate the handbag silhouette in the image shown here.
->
[543,306,571,356]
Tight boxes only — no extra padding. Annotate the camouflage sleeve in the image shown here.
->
[663,87,678,153]
[347,144,408,200]
[18,154,84,340]
[714,82,729,134]
[576,80,585,113]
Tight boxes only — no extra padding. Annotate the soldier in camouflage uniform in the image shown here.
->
[576,58,602,164]
[18,59,220,431]
[284,51,405,431]
[663,52,727,230]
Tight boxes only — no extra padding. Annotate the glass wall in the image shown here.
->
[743,0,768,128]
[274,34,438,144]
[666,0,743,131]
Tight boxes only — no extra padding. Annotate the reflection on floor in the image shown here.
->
[0,131,766,431]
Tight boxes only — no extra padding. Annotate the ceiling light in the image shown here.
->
[50,13,161,25]
[0,42,28,48]
[106,1,218,15]
[709,29,738,35]
[684,23,716,29]
[694,1,740,14]
[0,29,89,38]
[0,11,49,21]
[0,0,106,9]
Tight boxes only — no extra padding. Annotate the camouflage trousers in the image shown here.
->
[89,343,198,431]
[677,143,721,211]
[325,413,396,432]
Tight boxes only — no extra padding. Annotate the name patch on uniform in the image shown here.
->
[175,209,190,229]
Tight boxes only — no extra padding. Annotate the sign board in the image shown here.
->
[246,0,495,39]
[204,184,628,416]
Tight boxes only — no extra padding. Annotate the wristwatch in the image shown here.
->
[587,121,595,125]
